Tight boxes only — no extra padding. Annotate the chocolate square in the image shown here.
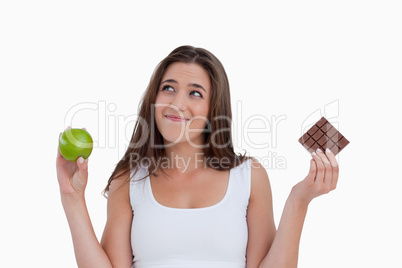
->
[325,139,335,149]
[305,137,316,148]
[312,129,324,141]
[298,117,350,156]
[326,127,338,138]
[331,132,343,143]
[307,125,319,136]
[329,145,340,155]
[300,133,310,143]
[317,135,328,146]
[316,117,327,127]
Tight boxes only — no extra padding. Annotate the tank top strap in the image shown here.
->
[129,165,150,211]
[129,159,252,211]
[227,158,252,209]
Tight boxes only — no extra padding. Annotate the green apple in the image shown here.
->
[59,128,93,162]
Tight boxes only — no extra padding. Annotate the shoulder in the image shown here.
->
[104,169,132,225]
[249,157,268,177]
[107,169,131,202]
[248,157,271,201]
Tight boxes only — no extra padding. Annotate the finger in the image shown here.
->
[305,158,317,183]
[316,148,332,188]
[325,148,339,189]
[77,157,88,180]
[57,132,63,159]
[311,150,325,183]
[57,129,72,161]
[316,148,331,165]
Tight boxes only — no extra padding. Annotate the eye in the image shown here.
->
[162,85,175,92]
[190,91,203,98]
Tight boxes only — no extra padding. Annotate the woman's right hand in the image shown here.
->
[56,127,89,199]
[290,148,339,206]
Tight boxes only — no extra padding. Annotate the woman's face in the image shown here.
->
[154,62,211,147]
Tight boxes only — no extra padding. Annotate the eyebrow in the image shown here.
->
[161,79,207,93]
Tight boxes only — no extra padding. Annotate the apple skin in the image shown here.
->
[59,128,93,162]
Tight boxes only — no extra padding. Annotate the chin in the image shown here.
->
[156,117,206,145]
[162,134,186,145]
[161,131,206,147]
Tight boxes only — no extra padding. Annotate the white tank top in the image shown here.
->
[129,159,252,268]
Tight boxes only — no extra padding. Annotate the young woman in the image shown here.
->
[56,45,339,268]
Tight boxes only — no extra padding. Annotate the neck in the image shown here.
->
[162,140,207,174]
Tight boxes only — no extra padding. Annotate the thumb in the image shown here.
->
[76,157,89,180]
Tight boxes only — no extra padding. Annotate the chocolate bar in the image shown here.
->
[298,117,349,155]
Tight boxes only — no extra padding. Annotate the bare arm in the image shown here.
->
[61,195,113,268]
[246,159,276,267]
[257,191,308,268]
[258,148,339,268]
[100,173,133,267]
[56,129,132,268]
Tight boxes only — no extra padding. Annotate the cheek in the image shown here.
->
[153,95,165,127]
[189,105,209,129]
[154,94,169,117]
[154,94,173,114]
[154,93,163,107]
[154,107,164,126]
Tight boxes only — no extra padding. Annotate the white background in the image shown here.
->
[1,1,401,267]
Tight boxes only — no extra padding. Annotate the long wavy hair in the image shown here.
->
[103,45,250,196]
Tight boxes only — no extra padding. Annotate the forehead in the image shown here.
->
[162,62,211,90]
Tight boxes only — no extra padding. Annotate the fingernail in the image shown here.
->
[78,157,84,164]
[326,148,332,154]
[316,148,323,153]
[311,152,317,156]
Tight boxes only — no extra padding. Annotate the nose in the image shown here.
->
[170,90,187,112]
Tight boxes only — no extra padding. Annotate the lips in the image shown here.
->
[165,115,189,122]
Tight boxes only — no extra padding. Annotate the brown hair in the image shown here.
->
[102,45,250,196]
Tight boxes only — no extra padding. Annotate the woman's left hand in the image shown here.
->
[291,148,339,206]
